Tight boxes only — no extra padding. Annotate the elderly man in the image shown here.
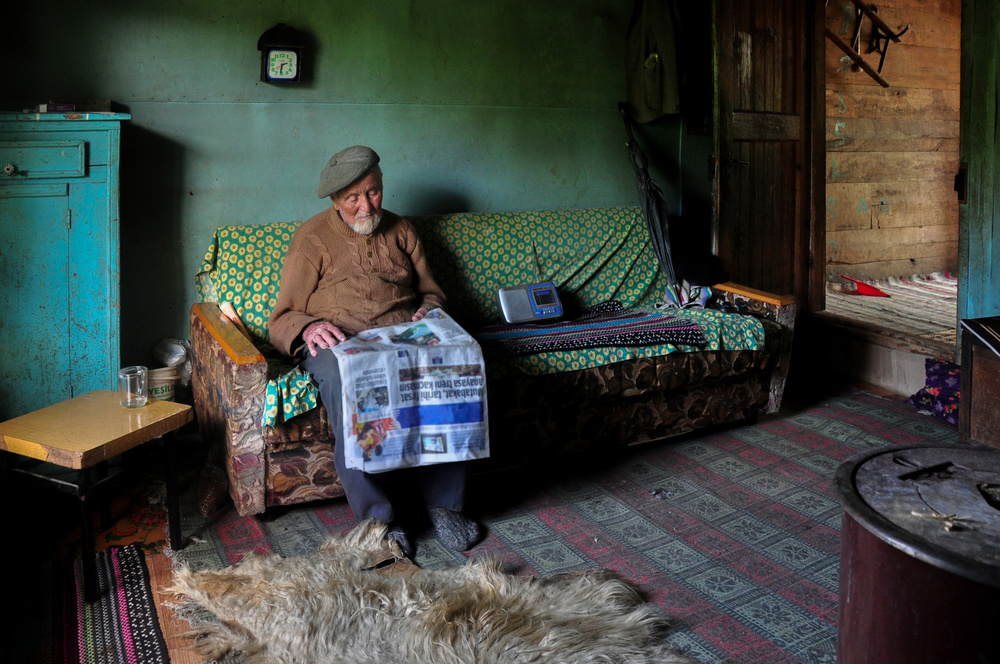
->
[269,146,481,557]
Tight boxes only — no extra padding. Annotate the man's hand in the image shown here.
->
[302,320,347,356]
[411,307,428,322]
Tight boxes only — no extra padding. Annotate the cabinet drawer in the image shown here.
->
[0,140,86,179]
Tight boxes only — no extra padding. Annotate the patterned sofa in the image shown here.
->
[190,206,796,517]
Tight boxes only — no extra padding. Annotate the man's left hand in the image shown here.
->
[411,307,428,322]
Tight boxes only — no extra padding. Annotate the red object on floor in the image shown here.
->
[840,275,890,297]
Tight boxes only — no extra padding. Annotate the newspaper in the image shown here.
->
[330,309,490,474]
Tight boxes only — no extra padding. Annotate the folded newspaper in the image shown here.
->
[330,309,490,473]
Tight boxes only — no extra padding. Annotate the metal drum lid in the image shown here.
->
[836,444,1000,588]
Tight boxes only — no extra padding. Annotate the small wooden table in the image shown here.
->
[0,390,192,602]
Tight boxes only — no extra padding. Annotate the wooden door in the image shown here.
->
[959,0,1000,322]
[715,0,815,303]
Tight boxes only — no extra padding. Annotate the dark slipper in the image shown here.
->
[428,506,482,552]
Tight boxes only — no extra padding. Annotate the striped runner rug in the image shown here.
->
[11,545,168,664]
[825,272,958,346]
[475,300,705,355]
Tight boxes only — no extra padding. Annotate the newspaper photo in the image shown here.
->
[330,308,490,474]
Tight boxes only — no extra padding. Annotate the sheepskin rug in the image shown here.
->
[169,520,696,664]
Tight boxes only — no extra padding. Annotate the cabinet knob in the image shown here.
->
[2,163,17,176]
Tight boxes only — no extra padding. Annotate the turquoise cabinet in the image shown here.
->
[0,112,130,419]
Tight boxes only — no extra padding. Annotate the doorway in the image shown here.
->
[820,0,962,362]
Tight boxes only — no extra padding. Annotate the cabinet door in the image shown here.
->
[68,178,118,399]
[0,183,72,419]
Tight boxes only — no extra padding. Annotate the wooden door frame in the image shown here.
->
[808,0,827,313]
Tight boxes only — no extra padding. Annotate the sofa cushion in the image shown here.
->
[411,206,665,327]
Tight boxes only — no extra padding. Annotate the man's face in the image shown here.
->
[332,169,384,235]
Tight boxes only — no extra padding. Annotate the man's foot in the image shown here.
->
[386,523,413,558]
[427,506,482,552]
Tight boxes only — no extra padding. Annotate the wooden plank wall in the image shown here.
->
[824,0,961,283]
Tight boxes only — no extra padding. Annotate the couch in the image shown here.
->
[191,206,796,517]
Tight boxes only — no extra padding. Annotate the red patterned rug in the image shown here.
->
[166,389,959,663]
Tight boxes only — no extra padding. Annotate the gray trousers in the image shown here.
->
[301,348,467,523]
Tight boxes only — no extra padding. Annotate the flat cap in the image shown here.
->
[318,146,380,198]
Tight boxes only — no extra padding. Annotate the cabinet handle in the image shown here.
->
[2,163,17,176]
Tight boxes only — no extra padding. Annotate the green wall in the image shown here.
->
[2,0,711,365]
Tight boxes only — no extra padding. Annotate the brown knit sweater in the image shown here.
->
[268,207,447,356]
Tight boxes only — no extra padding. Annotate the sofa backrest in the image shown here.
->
[196,206,667,345]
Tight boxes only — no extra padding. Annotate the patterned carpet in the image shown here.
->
[167,389,960,664]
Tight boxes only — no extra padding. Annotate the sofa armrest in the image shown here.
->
[190,302,269,516]
[710,282,797,415]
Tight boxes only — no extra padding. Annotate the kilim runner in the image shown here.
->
[475,300,705,355]
[11,545,168,664]
[825,271,958,347]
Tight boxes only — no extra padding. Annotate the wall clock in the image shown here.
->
[258,24,306,83]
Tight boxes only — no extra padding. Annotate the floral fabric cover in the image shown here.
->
[906,357,960,426]
[196,207,762,428]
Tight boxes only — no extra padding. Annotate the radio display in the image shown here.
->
[533,289,555,305]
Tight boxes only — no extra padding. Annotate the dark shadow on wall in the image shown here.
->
[669,196,729,286]
[406,187,472,216]
[118,124,186,367]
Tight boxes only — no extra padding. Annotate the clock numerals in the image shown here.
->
[266,48,300,82]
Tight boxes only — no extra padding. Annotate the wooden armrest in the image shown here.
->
[712,282,797,307]
[710,283,795,414]
[190,302,266,365]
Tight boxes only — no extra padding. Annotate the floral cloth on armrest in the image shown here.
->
[265,365,319,429]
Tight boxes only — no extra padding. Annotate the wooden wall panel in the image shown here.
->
[824,0,961,283]
[826,87,960,121]
[826,181,958,231]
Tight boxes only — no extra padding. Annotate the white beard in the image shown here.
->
[348,213,382,235]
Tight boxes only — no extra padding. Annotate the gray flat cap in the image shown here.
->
[318,146,380,198]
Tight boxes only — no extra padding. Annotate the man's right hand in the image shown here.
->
[302,320,348,356]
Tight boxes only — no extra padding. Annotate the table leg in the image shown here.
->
[95,461,112,527]
[163,433,184,551]
[79,468,100,603]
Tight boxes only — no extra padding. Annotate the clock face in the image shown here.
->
[266,48,299,81]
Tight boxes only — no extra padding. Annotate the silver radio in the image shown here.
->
[497,282,564,324]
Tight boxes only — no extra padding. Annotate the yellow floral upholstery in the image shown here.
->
[195,207,763,427]
[196,222,295,345]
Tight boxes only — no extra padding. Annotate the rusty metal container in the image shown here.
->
[835,444,1000,664]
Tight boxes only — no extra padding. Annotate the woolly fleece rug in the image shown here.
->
[169,520,695,664]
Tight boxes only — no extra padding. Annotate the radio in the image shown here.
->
[497,282,564,324]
